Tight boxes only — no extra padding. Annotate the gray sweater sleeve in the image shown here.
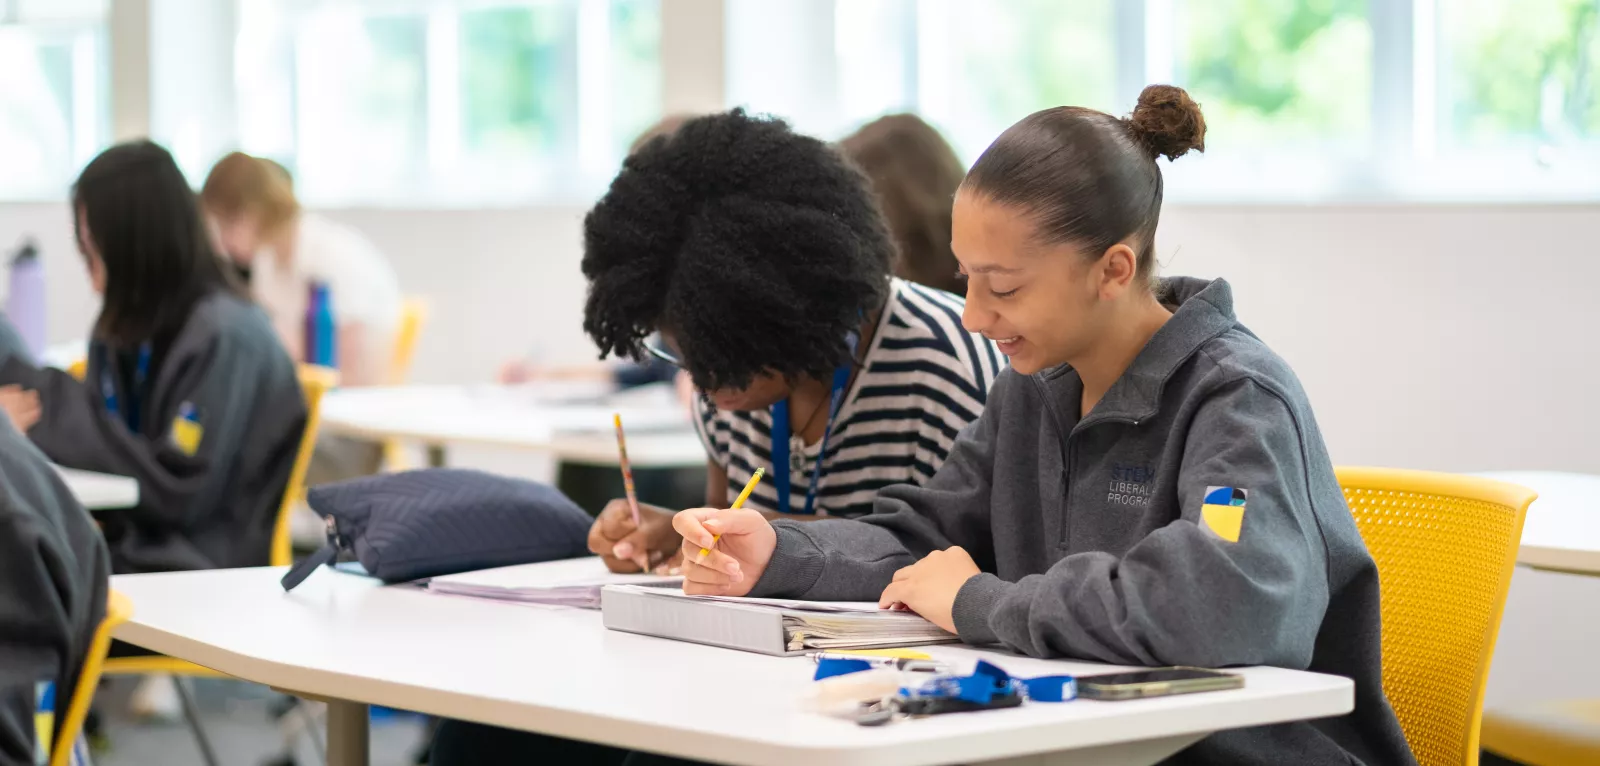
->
[952,378,1331,668]
[0,312,33,367]
[0,422,109,763]
[748,373,1005,601]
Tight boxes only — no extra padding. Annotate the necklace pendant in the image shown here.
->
[790,437,808,474]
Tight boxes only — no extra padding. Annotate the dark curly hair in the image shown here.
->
[582,109,894,392]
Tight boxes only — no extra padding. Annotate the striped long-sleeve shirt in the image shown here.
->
[693,279,1005,517]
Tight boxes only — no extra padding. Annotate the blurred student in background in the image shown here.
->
[839,113,967,295]
[0,140,305,575]
[201,151,401,483]
[201,152,402,388]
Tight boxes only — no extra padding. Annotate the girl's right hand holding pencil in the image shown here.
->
[672,508,776,597]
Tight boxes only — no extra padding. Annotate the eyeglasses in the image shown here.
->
[642,333,684,368]
[641,330,864,372]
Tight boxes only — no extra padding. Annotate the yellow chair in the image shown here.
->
[272,365,339,566]
[101,365,338,766]
[388,297,428,386]
[382,297,429,471]
[1336,467,1536,766]
[51,591,131,766]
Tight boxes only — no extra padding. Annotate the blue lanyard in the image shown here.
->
[100,343,151,432]
[770,333,859,516]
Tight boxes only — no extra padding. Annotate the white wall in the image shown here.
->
[3,200,1596,704]
[0,203,98,343]
[1160,204,1600,474]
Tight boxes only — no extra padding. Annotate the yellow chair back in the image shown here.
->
[103,369,337,696]
[52,590,131,766]
[1336,466,1536,766]
[381,297,428,470]
[388,297,428,385]
[271,365,339,567]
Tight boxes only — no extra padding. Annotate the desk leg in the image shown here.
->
[976,733,1201,766]
[325,700,370,766]
[426,444,447,468]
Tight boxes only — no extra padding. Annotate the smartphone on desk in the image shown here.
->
[1077,667,1243,701]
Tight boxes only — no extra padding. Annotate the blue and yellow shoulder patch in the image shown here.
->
[170,401,204,456]
[1201,486,1248,542]
[35,680,54,765]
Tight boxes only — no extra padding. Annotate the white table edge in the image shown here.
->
[53,466,140,510]
[1474,470,1600,576]
[112,604,1354,766]
[1518,545,1600,576]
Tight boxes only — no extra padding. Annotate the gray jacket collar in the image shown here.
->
[1045,277,1240,425]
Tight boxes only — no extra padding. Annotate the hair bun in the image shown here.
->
[1128,84,1206,161]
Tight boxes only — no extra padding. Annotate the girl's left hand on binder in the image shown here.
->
[877,546,981,634]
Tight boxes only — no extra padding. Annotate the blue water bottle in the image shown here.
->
[304,281,337,368]
[7,237,46,358]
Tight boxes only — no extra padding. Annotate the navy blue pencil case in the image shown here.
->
[281,468,592,590]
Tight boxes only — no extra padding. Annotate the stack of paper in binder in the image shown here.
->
[428,557,679,609]
[600,585,959,656]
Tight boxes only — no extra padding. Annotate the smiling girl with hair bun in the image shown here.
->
[672,84,1418,766]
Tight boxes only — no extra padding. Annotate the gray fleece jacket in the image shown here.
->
[0,292,305,573]
[0,417,109,764]
[750,277,1416,766]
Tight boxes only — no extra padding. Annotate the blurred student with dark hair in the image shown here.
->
[0,140,305,575]
[839,113,968,295]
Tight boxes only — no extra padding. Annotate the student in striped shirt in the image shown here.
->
[580,109,1003,572]
[431,107,1002,766]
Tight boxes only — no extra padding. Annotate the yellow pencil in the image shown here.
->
[613,413,642,530]
[698,467,764,562]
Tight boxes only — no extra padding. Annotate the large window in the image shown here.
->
[732,0,1600,202]
[2,1,1590,204]
[919,0,1118,166]
[0,0,107,200]
[236,0,661,206]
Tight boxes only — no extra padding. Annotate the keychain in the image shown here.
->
[812,659,1077,727]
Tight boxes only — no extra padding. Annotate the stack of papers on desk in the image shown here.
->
[600,585,958,655]
[429,557,680,609]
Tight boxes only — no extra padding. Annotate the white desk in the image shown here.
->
[318,383,706,469]
[111,564,1354,766]
[54,466,139,510]
[1479,471,1600,576]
